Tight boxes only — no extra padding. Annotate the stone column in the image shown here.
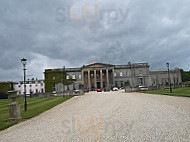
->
[130,66,135,88]
[106,69,109,88]
[100,70,103,89]
[88,70,91,90]
[94,70,97,89]
[112,69,115,86]
[82,70,84,85]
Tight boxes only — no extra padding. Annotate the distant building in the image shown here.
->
[14,79,45,96]
[44,62,182,92]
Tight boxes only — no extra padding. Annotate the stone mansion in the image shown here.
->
[44,62,182,92]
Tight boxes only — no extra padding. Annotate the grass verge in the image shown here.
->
[140,87,190,97]
[0,96,73,131]
[183,81,190,84]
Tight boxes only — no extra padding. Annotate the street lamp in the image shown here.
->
[166,62,172,93]
[62,66,65,96]
[21,58,27,111]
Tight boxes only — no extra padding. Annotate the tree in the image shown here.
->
[180,69,190,82]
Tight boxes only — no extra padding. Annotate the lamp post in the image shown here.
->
[21,58,27,111]
[62,66,65,96]
[166,62,172,93]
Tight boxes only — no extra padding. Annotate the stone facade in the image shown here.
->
[44,62,182,92]
[149,69,182,87]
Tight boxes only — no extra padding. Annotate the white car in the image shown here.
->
[74,90,80,93]
[138,85,148,91]
[51,91,57,96]
[112,87,119,91]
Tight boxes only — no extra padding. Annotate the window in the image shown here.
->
[120,72,123,76]
[121,81,124,87]
[41,83,43,86]
[162,78,164,85]
[66,75,69,79]
[53,84,56,91]
[79,74,82,79]
[36,89,38,94]
[140,78,143,85]
[53,76,56,80]
[72,75,76,79]
[139,70,142,74]
[114,72,117,77]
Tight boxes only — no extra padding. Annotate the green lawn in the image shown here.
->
[140,87,190,97]
[183,81,190,84]
[0,96,73,131]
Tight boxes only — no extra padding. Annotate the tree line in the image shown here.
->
[180,69,190,82]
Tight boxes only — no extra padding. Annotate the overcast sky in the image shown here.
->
[0,0,190,81]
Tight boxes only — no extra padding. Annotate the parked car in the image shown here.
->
[112,87,119,91]
[84,89,89,92]
[73,90,80,94]
[104,87,110,92]
[51,91,57,96]
[138,85,144,88]
[97,88,102,92]
[91,88,95,91]
[138,85,148,91]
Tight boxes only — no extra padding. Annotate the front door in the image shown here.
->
[97,82,100,89]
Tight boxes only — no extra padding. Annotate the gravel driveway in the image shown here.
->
[0,90,190,142]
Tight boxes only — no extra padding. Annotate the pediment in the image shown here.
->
[83,62,114,69]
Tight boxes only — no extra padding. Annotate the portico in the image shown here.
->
[81,63,115,90]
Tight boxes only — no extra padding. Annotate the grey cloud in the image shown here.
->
[0,0,190,81]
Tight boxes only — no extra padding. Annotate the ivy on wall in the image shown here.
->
[44,69,75,93]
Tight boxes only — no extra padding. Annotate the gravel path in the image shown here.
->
[0,90,190,142]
